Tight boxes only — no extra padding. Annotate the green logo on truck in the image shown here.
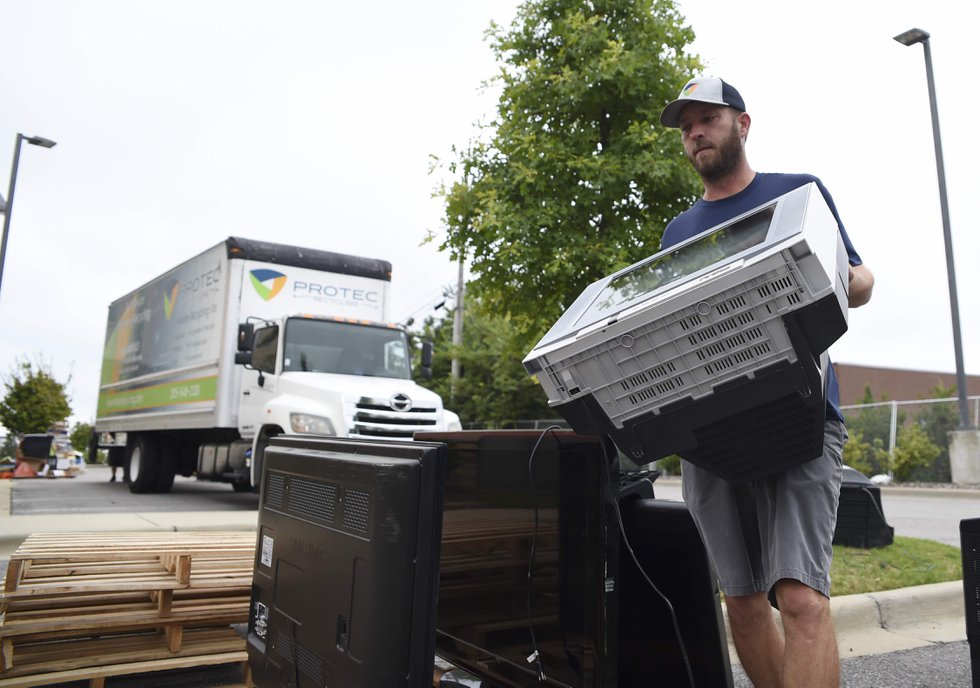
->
[249,269,287,301]
[163,280,180,320]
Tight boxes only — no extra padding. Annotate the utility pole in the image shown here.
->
[450,257,464,404]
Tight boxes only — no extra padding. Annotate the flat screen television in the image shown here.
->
[416,430,733,688]
[416,429,620,688]
[523,182,850,482]
[246,435,446,688]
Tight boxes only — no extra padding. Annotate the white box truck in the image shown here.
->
[93,237,454,493]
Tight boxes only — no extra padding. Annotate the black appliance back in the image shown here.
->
[618,498,734,687]
[418,429,733,688]
[417,429,621,688]
[246,435,446,688]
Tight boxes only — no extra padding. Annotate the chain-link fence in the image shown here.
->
[840,395,980,482]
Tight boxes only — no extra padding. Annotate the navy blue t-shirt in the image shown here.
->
[661,172,863,422]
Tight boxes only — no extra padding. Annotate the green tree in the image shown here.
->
[70,421,98,463]
[435,0,702,349]
[412,298,558,426]
[1,433,15,461]
[0,358,72,437]
[908,383,958,482]
[892,422,942,483]
[843,386,902,476]
[841,429,889,477]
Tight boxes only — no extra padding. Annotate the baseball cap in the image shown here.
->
[660,77,746,128]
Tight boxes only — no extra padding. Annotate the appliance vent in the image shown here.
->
[287,478,337,526]
[264,473,286,509]
[542,265,806,427]
[274,630,324,684]
[343,488,372,533]
[686,392,821,482]
[621,362,677,391]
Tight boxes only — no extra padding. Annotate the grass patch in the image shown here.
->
[831,535,962,597]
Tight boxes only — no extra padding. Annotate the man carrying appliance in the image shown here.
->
[659,76,875,687]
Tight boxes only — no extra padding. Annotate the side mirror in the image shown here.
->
[235,351,253,366]
[237,323,255,352]
[420,340,434,380]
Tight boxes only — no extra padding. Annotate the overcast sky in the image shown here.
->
[1,0,976,429]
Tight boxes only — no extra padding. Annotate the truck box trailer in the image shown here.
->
[93,236,451,493]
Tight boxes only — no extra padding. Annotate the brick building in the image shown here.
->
[833,363,980,405]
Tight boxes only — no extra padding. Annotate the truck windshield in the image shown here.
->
[282,318,412,379]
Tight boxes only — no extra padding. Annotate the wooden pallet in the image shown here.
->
[2,532,256,600]
[0,532,256,687]
[0,627,248,687]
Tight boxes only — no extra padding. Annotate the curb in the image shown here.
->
[720,580,966,663]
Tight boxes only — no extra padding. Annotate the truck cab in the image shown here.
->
[236,314,444,488]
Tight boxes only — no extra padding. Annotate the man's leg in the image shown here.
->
[775,579,839,688]
[725,591,784,688]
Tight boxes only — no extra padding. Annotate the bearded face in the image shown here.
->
[685,114,745,182]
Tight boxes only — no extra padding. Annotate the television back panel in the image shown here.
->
[247,435,446,688]
[524,183,849,481]
[416,430,619,688]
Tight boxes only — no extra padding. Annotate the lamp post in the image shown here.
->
[0,133,57,302]
[893,28,972,430]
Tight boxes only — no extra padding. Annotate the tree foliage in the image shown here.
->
[70,421,94,458]
[892,422,942,483]
[0,358,72,437]
[841,429,889,477]
[412,298,558,426]
[843,384,960,482]
[843,386,900,476]
[907,383,958,482]
[435,0,702,348]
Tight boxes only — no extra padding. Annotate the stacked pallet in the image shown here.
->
[0,531,257,688]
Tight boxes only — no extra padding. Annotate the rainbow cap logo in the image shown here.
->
[163,280,180,320]
[681,82,699,96]
[249,269,287,301]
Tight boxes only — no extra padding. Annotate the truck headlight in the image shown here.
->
[290,413,336,434]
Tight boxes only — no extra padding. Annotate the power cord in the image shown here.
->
[599,435,697,688]
[525,424,564,683]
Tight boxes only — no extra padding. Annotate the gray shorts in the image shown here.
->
[681,419,847,598]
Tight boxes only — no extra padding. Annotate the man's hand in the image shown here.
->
[848,264,874,307]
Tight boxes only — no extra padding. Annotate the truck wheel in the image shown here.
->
[251,428,281,494]
[231,479,252,493]
[125,435,159,494]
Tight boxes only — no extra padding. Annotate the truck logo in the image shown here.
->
[163,280,180,320]
[249,269,288,301]
[389,393,413,412]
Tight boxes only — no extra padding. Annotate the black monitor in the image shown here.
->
[416,430,733,688]
[247,435,446,688]
[618,499,733,686]
[417,429,620,687]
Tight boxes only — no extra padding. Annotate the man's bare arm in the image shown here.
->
[848,264,874,308]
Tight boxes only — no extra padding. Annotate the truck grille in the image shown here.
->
[349,395,439,440]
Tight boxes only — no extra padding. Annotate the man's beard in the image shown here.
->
[688,121,743,181]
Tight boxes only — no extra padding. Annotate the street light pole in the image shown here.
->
[893,28,972,430]
[0,133,57,302]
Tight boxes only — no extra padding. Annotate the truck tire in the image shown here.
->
[125,435,159,494]
[251,428,281,494]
